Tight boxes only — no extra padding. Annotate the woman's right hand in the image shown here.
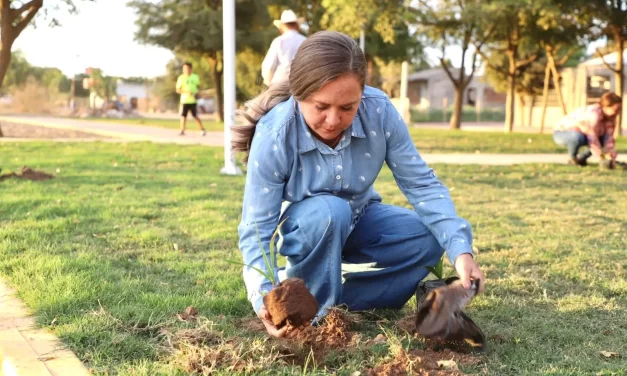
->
[257,306,308,338]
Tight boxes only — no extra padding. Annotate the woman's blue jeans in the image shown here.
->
[278,195,445,319]
[553,130,592,160]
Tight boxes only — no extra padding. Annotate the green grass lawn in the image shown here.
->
[409,128,627,155]
[82,117,627,155]
[1,142,626,375]
[85,117,224,132]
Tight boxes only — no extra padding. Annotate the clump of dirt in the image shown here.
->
[367,348,481,376]
[0,166,54,181]
[177,306,199,322]
[263,278,318,329]
[274,307,359,366]
[294,307,354,347]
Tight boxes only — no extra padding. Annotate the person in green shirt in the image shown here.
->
[176,62,206,136]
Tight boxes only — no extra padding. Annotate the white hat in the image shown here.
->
[273,9,304,29]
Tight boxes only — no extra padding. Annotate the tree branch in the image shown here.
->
[515,53,538,68]
[474,24,496,47]
[594,47,620,73]
[462,51,479,88]
[556,47,575,67]
[10,0,40,21]
[476,48,508,75]
[12,0,43,37]
[439,57,460,87]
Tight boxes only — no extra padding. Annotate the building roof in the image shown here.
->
[581,49,627,67]
[407,67,457,81]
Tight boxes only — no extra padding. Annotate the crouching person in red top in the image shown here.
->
[553,92,622,168]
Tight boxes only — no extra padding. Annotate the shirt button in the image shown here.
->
[336,175,341,180]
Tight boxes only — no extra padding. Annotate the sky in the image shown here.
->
[12,1,606,79]
[12,0,174,78]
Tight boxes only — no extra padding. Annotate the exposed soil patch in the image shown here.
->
[177,306,199,322]
[0,166,54,181]
[263,278,318,329]
[273,307,358,365]
[0,122,107,139]
[367,348,481,376]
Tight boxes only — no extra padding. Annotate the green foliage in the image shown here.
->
[235,48,265,102]
[0,50,90,96]
[321,0,421,62]
[86,68,117,100]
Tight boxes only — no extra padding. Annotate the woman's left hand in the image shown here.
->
[454,253,485,294]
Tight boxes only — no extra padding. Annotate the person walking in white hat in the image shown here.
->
[261,9,307,86]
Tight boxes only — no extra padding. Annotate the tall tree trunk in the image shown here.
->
[528,95,535,128]
[504,51,516,133]
[0,45,11,89]
[0,0,43,88]
[208,55,224,122]
[505,77,515,133]
[614,37,624,138]
[518,95,526,128]
[540,62,551,134]
[547,51,567,115]
[450,84,464,130]
[214,68,224,122]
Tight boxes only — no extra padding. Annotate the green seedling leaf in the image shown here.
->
[225,260,275,284]
[234,218,289,288]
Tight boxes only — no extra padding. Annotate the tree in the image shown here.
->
[477,0,542,132]
[320,0,423,85]
[269,0,325,34]
[85,67,116,101]
[129,0,273,121]
[585,0,627,137]
[412,0,494,129]
[0,49,31,91]
[531,0,588,131]
[0,0,93,88]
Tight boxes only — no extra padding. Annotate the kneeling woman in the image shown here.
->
[232,31,484,338]
[553,92,622,167]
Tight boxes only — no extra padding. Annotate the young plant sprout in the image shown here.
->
[229,218,287,288]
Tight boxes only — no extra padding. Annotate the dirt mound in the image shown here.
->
[367,348,481,376]
[275,307,358,365]
[0,166,54,181]
[263,278,318,329]
[294,307,354,347]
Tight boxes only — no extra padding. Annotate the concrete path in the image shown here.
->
[0,279,90,376]
[0,115,616,165]
[0,115,223,147]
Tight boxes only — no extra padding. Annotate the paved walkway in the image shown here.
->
[0,279,90,376]
[0,115,615,165]
[0,115,224,146]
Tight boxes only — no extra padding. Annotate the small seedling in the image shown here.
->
[424,256,456,280]
[228,218,287,287]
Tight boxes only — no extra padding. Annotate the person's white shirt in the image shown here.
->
[261,29,306,86]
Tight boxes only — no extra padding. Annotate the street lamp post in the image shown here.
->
[220,0,242,176]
